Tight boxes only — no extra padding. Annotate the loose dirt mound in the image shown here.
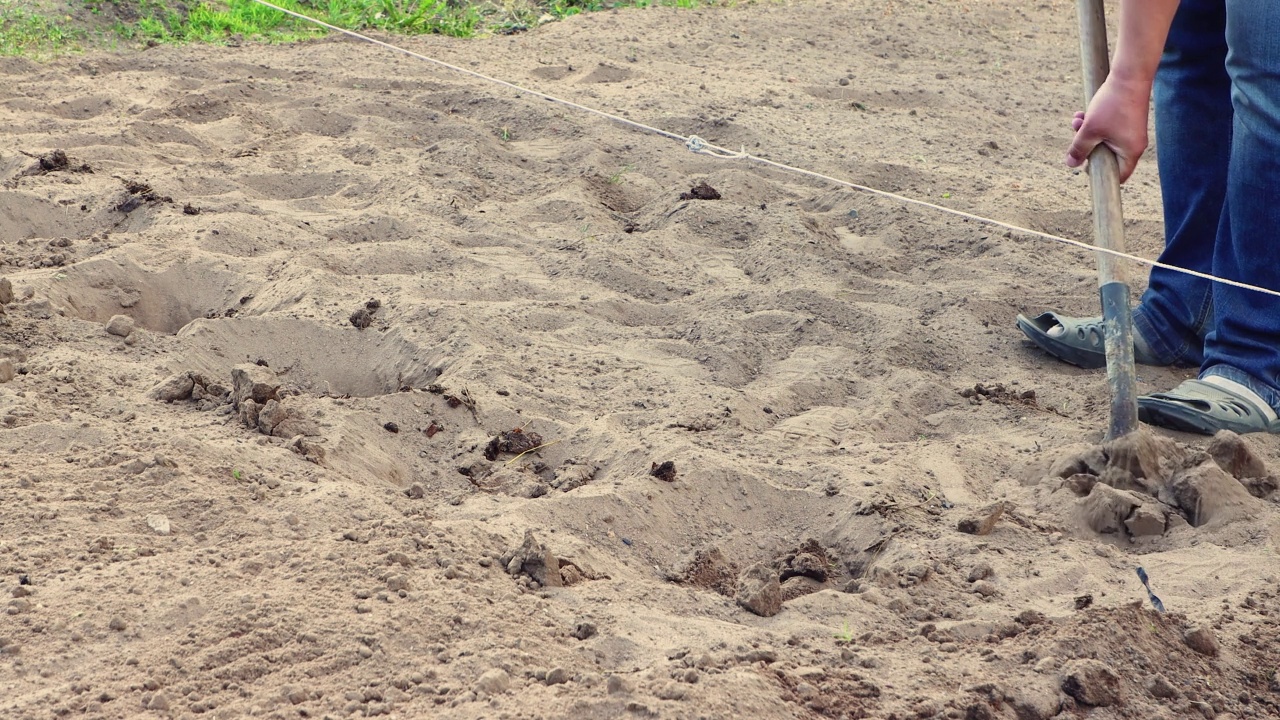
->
[3,2,1280,718]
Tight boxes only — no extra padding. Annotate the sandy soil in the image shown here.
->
[4,1,1280,718]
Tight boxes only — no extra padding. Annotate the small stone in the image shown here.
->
[967,563,994,583]
[1010,680,1061,719]
[0,359,13,384]
[571,622,597,640]
[1033,656,1059,674]
[1147,674,1180,699]
[655,681,686,700]
[147,692,171,711]
[545,667,571,685]
[0,277,12,305]
[386,575,409,592]
[971,580,998,598]
[795,666,826,681]
[735,563,782,617]
[606,675,629,694]
[149,372,195,402]
[108,617,127,632]
[794,682,818,702]
[406,484,424,499]
[1061,658,1121,706]
[105,314,135,337]
[474,668,510,695]
[1184,626,1219,657]
[1016,609,1047,626]
[1207,430,1268,480]
[355,603,372,614]
[145,514,171,535]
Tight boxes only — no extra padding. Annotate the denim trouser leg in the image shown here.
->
[1133,0,1230,366]
[1200,0,1280,411]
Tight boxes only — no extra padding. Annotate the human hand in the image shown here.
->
[1064,75,1152,183]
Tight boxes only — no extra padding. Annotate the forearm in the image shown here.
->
[1110,0,1180,87]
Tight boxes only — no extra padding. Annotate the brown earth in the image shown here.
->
[4,1,1280,719]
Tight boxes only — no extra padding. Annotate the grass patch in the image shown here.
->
[72,0,741,50]
[0,1,85,56]
[2,0,746,58]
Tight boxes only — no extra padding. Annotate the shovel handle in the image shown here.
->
[1076,0,1139,438]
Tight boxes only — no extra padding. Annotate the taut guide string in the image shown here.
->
[247,0,1280,302]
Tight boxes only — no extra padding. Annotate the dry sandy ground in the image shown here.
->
[4,1,1280,718]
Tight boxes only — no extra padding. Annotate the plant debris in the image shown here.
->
[445,388,475,412]
[959,382,1037,405]
[484,429,545,461]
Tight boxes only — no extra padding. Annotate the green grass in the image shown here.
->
[0,2,84,56]
[9,0,738,56]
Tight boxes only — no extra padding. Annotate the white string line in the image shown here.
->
[248,0,1280,302]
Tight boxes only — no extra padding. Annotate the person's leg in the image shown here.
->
[1133,0,1231,366]
[1016,0,1229,369]
[1138,0,1280,435]
[1200,0,1280,412]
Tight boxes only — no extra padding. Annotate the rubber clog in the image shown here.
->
[1138,379,1280,435]
[1016,311,1163,369]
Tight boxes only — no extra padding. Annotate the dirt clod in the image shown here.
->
[957,503,1005,535]
[502,530,562,588]
[1147,674,1180,699]
[150,372,195,403]
[349,307,374,329]
[1061,658,1121,706]
[649,461,677,482]
[676,546,738,597]
[1207,430,1268,481]
[1184,626,1219,657]
[679,182,721,200]
[735,563,782,617]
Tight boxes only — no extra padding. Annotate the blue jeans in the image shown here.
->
[1135,0,1280,411]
